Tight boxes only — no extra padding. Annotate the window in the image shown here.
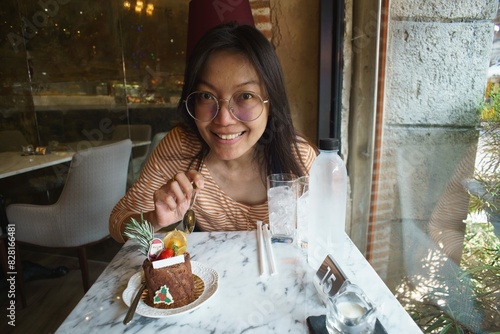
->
[337,1,500,332]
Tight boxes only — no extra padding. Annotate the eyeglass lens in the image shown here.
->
[186,91,265,122]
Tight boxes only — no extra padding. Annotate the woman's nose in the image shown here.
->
[214,99,236,123]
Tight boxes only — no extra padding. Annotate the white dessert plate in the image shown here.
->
[122,261,219,318]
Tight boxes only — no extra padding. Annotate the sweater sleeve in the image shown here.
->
[109,127,198,242]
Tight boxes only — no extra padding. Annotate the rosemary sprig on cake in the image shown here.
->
[124,212,154,256]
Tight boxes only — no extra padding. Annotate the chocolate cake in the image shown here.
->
[142,252,195,308]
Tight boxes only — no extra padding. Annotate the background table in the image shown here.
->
[0,152,74,179]
[0,140,149,180]
[55,231,422,333]
[63,139,150,152]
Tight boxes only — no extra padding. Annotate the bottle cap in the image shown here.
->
[319,138,339,151]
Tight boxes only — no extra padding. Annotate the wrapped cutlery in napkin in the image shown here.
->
[256,220,265,276]
[262,223,277,275]
[256,220,277,276]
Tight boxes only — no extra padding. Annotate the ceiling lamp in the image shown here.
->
[123,1,153,15]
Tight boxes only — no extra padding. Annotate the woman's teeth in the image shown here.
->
[217,132,243,140]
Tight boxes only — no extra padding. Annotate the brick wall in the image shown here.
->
[250,0,272,39]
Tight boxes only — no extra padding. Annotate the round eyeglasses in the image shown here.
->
[185,91,269,122]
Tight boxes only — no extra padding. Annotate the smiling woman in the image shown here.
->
[190,50,270,163]
[109,23,317,243]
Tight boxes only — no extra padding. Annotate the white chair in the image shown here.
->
[0,130,65,204]
[112,124,152,160]
[111,124,152,183]
[150,131,168,154]
[140,131,168,171]
[6,139,132,305]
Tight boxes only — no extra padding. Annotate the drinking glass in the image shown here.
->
[326,281,376,334]
[296,175,309,249]
[266,173,297,242]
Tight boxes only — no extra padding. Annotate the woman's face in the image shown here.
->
[193,50,269,163]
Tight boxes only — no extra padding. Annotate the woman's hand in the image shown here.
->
[151,170,204,230]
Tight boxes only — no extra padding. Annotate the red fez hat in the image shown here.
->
[186,0,255,60]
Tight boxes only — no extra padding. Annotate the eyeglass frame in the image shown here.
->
[184,90,269,122]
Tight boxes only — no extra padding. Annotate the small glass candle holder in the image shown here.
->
[21,145,34,156]
[326,280,376,334]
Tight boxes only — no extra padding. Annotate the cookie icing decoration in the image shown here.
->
[153,285,174,305]
[148,238,164,260]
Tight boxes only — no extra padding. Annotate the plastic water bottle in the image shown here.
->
[308,138,347,270]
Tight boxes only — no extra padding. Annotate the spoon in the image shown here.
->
[123,277,146,325]
[183,184,198,233]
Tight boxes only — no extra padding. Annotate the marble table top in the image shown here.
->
[0,151,74,179]
[56,231,422,334]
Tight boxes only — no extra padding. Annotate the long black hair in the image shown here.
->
[178,23,310,177]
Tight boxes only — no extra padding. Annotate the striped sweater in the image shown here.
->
[110,126,316,242]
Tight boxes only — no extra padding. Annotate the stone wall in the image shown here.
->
[371,0,498,286]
